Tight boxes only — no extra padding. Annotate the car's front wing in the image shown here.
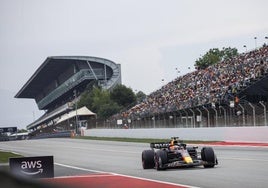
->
[164,160,205,168]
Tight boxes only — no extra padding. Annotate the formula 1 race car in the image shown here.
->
[142,137,218,170]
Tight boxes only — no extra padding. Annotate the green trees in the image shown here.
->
[78,84,138,119]
[195,47,238,69]
[110,84,137,107]
[136,91,146,103]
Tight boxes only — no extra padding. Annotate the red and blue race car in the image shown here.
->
[142,137,218,170]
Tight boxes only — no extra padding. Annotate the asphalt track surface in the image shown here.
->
[0,138,268,188]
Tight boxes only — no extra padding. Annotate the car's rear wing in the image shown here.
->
[150,142,170,149]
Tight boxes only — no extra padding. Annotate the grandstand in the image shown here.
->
[15,56,121,136]
[15,47,268,135]
[107,46,268,128]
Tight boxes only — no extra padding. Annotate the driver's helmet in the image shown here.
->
[170,140,178,146]
[170,139,179,150]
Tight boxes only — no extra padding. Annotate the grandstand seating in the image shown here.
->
[108,45,268,128]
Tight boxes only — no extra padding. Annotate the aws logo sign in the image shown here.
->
[9,156,54,178]
[20,160,43,175]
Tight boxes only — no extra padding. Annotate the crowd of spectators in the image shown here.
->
[116,45,268,120]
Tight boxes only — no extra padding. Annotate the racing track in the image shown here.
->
[0,138,268,188]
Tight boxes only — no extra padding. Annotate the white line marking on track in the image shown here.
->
[54,163,107,174]
[53,174,115,179]
[54,162,201,188]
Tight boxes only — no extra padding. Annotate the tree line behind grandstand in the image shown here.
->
[78,83,146,119]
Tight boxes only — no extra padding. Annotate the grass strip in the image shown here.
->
[76,136,166,143]
[76,136,218,144]
[0,151,22,163]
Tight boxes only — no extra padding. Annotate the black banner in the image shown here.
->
[0,127,17,133]
[9,156,54,179]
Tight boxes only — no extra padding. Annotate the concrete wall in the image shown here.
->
[84,126,268,143]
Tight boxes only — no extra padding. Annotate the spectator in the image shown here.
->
[111,46,268,121]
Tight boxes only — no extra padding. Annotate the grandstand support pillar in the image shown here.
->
[74,90,79,134]
[189,109,195,128]
[219,106,227,127]
[212,107,218,127]
[197,108,202,127]
[87,61,98,80]
[259,101,267,126]
[248,102,256,126]
[202,106,210,127]
[104,64,107,85]
[238,104,246,126]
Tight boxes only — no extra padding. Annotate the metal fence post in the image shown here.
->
[197,108,202,127]
[238,104,246,126]
[202,106,210,127]
[259,101,267,126]
[212,107,218,127]
[219,106,227,127]
[248,102,256,126]
[189,109,195,128]
[182,109,188,127]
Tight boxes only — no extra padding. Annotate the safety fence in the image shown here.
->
[90,101,267,129]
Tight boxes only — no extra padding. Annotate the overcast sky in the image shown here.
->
[0,0,267,129]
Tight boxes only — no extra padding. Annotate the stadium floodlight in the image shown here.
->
[243,45,247,52]
[175,68,180,76]
[254,37,257,49]
[161,79,165,85]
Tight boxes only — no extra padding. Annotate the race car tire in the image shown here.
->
[201,147,216,168]
[155,150,168,170]
[142,150,155,169]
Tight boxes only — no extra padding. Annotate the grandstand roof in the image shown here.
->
[26,103,71,130]
[26,105,95,130]
[15,56,120,98]
[56,106,96,124]
[240,75,268,102]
